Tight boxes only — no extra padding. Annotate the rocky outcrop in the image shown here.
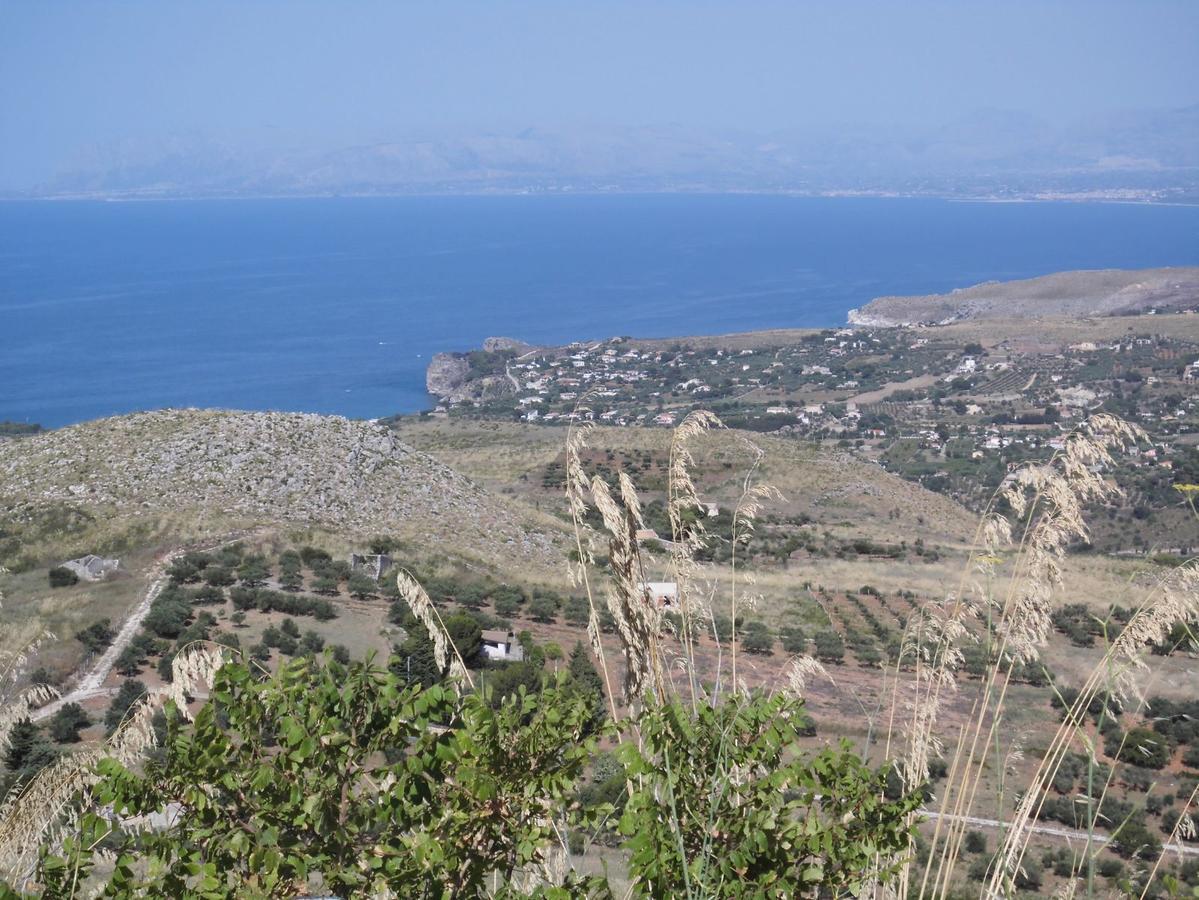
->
[426,337,536,404]
[850,267,1199,326]
[0,410,561,568]
[846,308,918,328]
[482,336,535,354]
[426,353,472,400]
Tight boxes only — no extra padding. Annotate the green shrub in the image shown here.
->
[780,626,807,653]
[202,566,235,588]
[493,596,520,619]
[1111,815,1163,861]
[740,620,774,654]
[104,680,148,735]
[1097,856,1124,879]
[528,596,557,623]
[1108,726,1172,770]
[47,566,78,588]
[48,703,90,744]
[814,629,846,665]
[619,691,917,895]
[347,574,377,599]
[74,619,114,654]
[12,657,916,898]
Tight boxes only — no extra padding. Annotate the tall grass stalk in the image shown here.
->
[563,416,622,722]
[0,586,57,776]
[562,410,1189,897]
[667,410,721,708]
[0,643,225,887]
[878,414,1165,899]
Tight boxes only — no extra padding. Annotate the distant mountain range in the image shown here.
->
[20,105,1199,202]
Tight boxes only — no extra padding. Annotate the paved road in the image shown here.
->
[923,810,1199,858]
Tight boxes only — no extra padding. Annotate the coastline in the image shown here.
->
[6,201,1198,429]
[4,188,1198,208]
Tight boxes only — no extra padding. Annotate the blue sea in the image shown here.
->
[2,195,1198,428]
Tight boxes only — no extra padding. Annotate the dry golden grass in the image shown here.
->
[932,311,1199,350]
[396,419,978,545]
[550,409,1199,898]
[1,558,158,683]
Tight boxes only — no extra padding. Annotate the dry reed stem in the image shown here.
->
[0,643,227,885]
[0,685,58,762]
[1140,783,1199,899]
[986,562,1199,897]
[590,475,665,705]
[0,607,58,778]
[563,417,621,723]
[728,443,782,693]
[882,414,1146,900]
[667,410,721,707]
[395,568,472,687]
[783,655,831,699]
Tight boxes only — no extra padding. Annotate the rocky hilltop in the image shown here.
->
[849,267,1199,326]
[0,409,560,569]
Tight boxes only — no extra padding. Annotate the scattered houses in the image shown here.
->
[426,327,1199,491]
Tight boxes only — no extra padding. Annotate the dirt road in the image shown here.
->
[33,535,249,722]
[924,810,1199,859]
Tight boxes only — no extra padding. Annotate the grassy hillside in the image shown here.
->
[4,407,1199,897]
[392,419,978,545]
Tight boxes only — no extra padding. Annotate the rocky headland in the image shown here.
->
[426,336,538,405]
[849,267,1199,327]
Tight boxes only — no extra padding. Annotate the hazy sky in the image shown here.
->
[2,1,1197,188]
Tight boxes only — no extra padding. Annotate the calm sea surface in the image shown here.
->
[2,195,1197,427]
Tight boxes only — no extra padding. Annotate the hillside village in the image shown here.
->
[423,315,1199,548]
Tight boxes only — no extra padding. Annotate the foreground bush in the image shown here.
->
[620,692,916,895]
[4,653,915,897]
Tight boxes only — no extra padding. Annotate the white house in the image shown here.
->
[350,553,393,582]
[639,582,678,609]
[481,629,524,662]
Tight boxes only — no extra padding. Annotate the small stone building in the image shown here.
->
[350,553,394,582]
[61,555,120,582]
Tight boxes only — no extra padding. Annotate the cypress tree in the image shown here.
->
[567,641,607,732]
[4,718,41,772]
